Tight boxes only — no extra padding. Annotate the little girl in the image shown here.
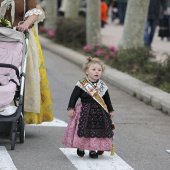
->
[62,57,114,158]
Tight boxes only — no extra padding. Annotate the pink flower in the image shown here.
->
[39,26,47,32]
[94,44,99,47]
[109,46,117,52]
[48,29,55,38]
[96,49,104,56]
[83,45,91,51]
[105,55,110,59]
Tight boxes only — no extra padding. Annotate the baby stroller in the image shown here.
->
[0,27,29,150]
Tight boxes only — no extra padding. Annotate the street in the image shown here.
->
[0,48,170,170]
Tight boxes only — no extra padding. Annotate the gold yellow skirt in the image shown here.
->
[25,28,53,124]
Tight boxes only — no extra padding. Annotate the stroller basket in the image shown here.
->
[0,27,29,150]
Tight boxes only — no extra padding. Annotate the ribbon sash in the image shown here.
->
[79,78,108,113]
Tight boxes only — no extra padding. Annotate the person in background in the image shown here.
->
[62,57,114,159]
[57,0,62,15]
[0,0,54,124]
[103,0,111,8]
[144,0,167,48]
[111,0,119,22]
[166,0,170,40]
[101,0,108,28]
[117,0,127,24]
[57,0,62,10]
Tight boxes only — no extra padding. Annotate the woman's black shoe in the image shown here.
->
[89,151,98,158]
[77,149,85,157]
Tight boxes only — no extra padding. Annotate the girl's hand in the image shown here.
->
[109,111,114,119]
[68,109,75,117]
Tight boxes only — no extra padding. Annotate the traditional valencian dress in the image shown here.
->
[62,77,114,151]
[0,0,53,124]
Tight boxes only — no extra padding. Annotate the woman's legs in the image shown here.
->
[149,19,158,45]
[168,15,170,40]
[144,20,150,46]
[118,2,127,24]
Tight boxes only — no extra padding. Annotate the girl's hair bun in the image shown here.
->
[82,56,105,73]
[87,56,93,62]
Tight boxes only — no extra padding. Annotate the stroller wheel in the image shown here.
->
[11,132,16,150]
[20,117,25,143]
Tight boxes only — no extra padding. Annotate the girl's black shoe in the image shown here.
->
[89,151,98,158]
[77,149,85,157]
[97,150,104,155]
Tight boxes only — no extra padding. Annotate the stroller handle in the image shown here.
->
[24,30,29,39]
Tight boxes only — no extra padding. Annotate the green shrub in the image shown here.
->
[110,47,155,73]
[153,54,170,91]
[83,46,170,93]
[55,17,86,48]
[160,82,170,93]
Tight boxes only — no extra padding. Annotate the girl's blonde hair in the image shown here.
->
[82,57,105,73]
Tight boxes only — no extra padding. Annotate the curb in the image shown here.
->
[39,36,170,115]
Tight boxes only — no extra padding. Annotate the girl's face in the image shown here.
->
[85,63,103,82]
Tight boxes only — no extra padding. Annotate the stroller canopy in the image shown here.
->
[0,27,25,43]
[0,27,25,112]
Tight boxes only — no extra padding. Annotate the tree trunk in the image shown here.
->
[86,0,101,45]
[65,0,79,18]
[118,0,150,49]
[44,0,57,30]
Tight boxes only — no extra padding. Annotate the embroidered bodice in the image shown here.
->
[68,79,114,112]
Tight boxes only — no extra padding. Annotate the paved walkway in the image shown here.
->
[101,21,170,62]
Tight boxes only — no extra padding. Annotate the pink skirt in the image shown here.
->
[62,103,112,151]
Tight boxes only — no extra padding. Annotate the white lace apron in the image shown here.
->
[23,2,45,113]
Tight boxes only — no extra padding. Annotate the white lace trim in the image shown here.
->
[76,79,108,97]
[24,29,40,113]
[25,8,45,23]
[0,0,15,24]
